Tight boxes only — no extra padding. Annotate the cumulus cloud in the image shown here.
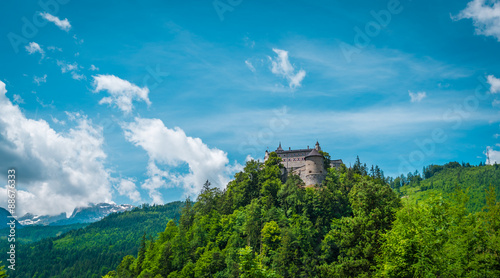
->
[90,65,99,71]
[487,74,500,93]
[0,81,113,216]
[40,12,71,32]
[269,48,306,89]
[455,0,500,41]
[92,75,151,113]
[34,74,47,85]
[116,178,142,202]
[122,117,241,203]
[25,42,44,58]
[409,91,427,102]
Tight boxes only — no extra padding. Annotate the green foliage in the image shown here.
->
[0,223,88,244]
[238,246,277,278]
[105,157,405,278]
[320,178,401,277]
[0,263,7,278]
[377,188,500,277]
[24,157,500,278]
[394,163,500,212]
[7,202,183,278]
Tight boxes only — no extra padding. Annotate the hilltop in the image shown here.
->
[103,154,500,277]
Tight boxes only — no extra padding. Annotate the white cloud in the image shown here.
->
[245,60,256,72]
[71,72,85,80]
[40,12,71,32]
[51,115,66,125]
[117,178,141,202]
[57,60,78,73]
[92,75,151,113]
[56,60,85,80]
[90,65,99,71]
[12,94,24,104]
[269,48,306,89]
[455,0,500,41]
[487,74,500,93]
[25,42,44,58]
[47,46,62,52]
[122,117,241,202]
[36,96,55,109]
[245,155,256,162]
[34,74,47,85]
[0,81,113,216]
[486,146,500,164]
[409,91,427,102]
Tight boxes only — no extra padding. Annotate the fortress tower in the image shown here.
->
[264,141,343,186]
[304,148,325,186]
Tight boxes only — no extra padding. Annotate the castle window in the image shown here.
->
[309,171,312,173]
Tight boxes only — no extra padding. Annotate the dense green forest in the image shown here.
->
[5,201,183,278]
[389,161,500,212]
[0,223,88,245]
[102,153,500,277]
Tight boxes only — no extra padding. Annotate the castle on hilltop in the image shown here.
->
[264,141,343,186]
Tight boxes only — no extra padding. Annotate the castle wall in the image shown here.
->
[302,173,326,186]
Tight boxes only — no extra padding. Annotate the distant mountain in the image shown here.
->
[17,203,135,226]
[18,212,66,226]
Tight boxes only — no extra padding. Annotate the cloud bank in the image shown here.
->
[0,81,113,216]
[122,117,241,203]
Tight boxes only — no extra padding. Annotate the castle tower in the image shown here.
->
[264,150,269,161]
[315,141,321,151]
[276,142,283,152]
[304,149,325,186]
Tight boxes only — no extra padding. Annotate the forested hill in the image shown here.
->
[103,153,500,277]
[6,201,183,278]
[390,162,500,212]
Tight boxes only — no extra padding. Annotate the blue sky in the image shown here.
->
[1,0,500,215]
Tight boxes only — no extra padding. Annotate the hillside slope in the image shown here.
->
[103,156,500,278]
[0,223,88,245]
[104,154,402,278]
[5,201,183,278]
[394,163,500,212]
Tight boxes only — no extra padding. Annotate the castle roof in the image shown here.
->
[276,148,311,154]
[305,149,322,158]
